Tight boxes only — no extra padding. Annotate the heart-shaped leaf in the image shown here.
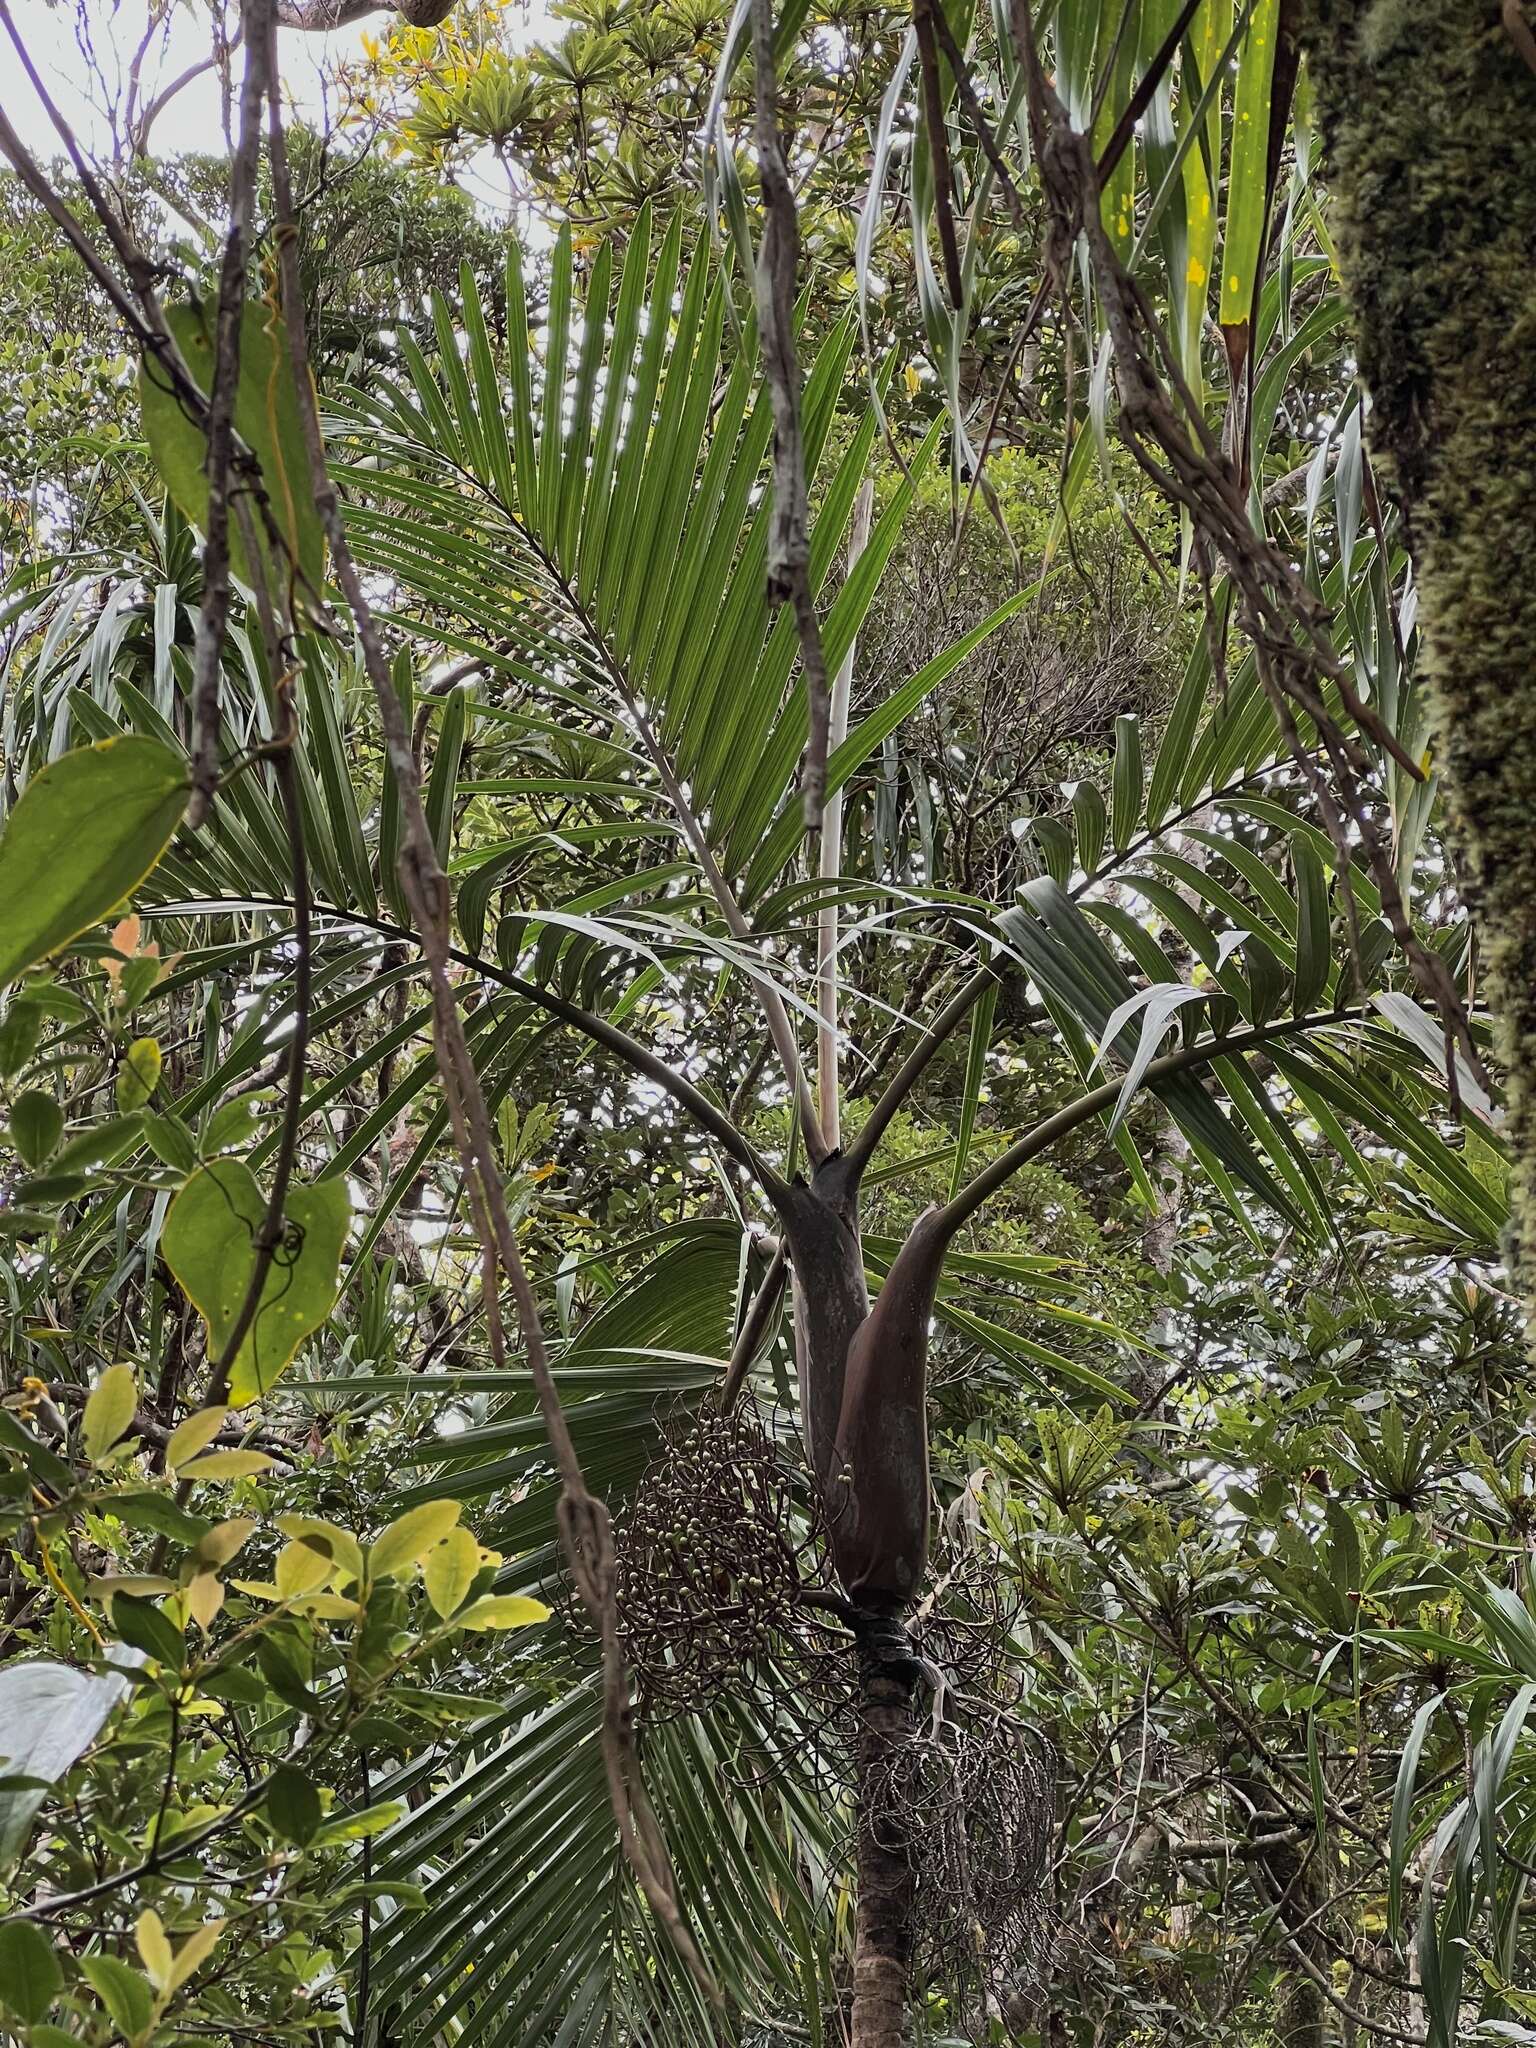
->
[162,1161,349,1407]
[0,738,188,991]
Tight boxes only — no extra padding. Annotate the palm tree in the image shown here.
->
[0,1,1524,2039]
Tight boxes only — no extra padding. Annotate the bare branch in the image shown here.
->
[274,0,456,26]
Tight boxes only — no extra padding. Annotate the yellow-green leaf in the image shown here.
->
[183,1571,225,1632]
[116,1036,162,1112]
[165,1407,228,1470]
[162,1162,350,1407]
[368,1500,462,1581]
[423,1526,481,1619]
[0,739,188,992]
[176,1449,273,1481]
[82,1364,138,1463]
[455,1593,551,1632]
[166,1919,224,1993]
[290,1591,359,1621]
[275,1538,334,1598]
[194,1517,257,1568]
[134,1910,172,1993]
[274,1514,364,1588]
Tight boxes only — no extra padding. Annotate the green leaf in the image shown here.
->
[202,1091,271,1154]
[139,300,324,599]
[0,996,43,1077]
[0,739,188,990]
[0,1408,70,1492]
[266,1762,322,1847]
[107,1490,211,1548]
[79,1954,154,2042]
[1291,833,1331,1015]
[253,1635,320,1711]
[1390,1692,1442,1948]
[144,1109,199,1172]
[116,1035,162,1111]
[308,1798,405,1846]
[0,1920,64,2022]
[51,1114,145,1176]
[1110,714,1144,852]
[82,1363,138,1462]
[162,1161,350,1406]
[110,1594,185,1669]
[9,1089,63,1168]
[948,980,999,1203]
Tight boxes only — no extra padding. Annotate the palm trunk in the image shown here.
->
[1302,0,1536,1320]
[850,1615,921,2048]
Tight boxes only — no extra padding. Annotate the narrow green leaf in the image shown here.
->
[948,979,999,1201]
[1390,1693,1442,1948]
[1218,0,1278,339]
[1110,714,1144,851]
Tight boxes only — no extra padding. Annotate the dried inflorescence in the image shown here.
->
[614,1400,820,1719]
[617,1408,1056,2029]
[867,1699,1056,2031]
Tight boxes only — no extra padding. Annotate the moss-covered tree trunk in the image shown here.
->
[1303,2,1536,1312]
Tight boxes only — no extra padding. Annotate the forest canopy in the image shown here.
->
[0,5,1533,2048]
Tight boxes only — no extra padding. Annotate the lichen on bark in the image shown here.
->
[1304,1,1536,1313]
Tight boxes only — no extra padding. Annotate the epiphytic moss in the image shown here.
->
[1306,0,1536,1327]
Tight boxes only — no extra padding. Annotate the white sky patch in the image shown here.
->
[4,4,368,164]
[7,5,557,236]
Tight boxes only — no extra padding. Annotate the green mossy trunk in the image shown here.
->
[1303,2,1536,1312]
